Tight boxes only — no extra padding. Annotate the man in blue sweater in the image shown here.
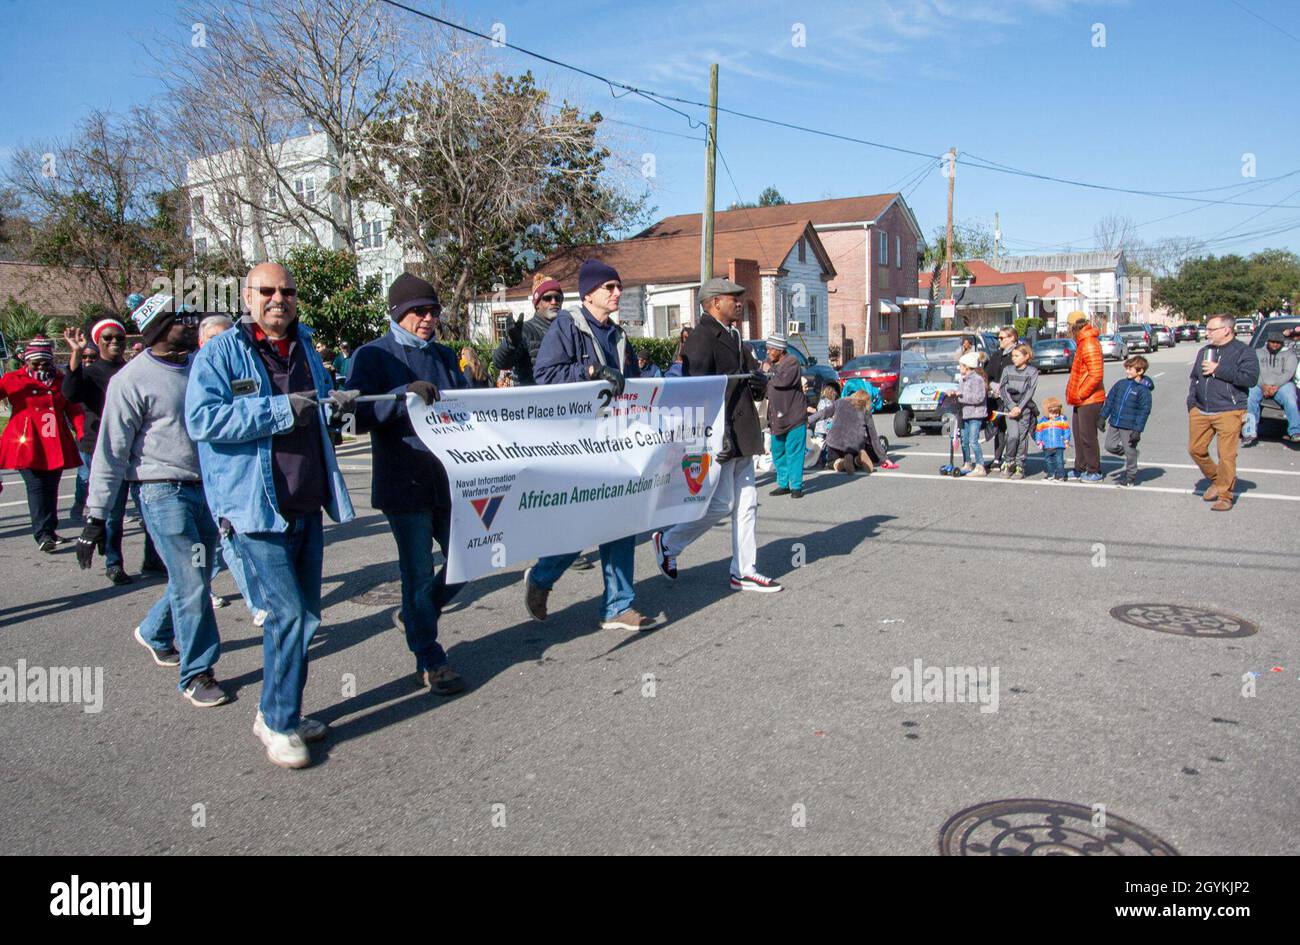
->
[344,273,468,696]
[525,259,661,632]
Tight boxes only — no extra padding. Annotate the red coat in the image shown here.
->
[0,367,84,472]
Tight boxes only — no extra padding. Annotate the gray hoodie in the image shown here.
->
[1257,344,1298,388]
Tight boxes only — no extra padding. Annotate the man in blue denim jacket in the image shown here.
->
[185,262,355,770]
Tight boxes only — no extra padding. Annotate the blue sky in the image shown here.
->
[3,0,1299,258]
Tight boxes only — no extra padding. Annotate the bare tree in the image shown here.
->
[154,0,409,264]
[1093,213,1138,254]
[5,110,187,308]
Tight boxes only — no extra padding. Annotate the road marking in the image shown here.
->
[858,470,1300,501]
[1153,372,1166,377]
[893,450,1300,476]
[0,492,76,510]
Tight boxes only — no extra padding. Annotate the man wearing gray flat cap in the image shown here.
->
[651,278,782,593]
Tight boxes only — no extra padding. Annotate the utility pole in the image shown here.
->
[994,211,1001,259]
[700,64,719,286]
[943,147,956,305]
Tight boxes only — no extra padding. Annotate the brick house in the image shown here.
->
[634,193,926,360]
[471,220,837,362]
[923,260,1090,333]
[0,259,119,317]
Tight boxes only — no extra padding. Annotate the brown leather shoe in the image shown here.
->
[1202,487,1219,502]
[1211,497,1233,511]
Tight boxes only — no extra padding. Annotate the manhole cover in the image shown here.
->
[353,580,403,607]
[1110,603,1257,638]
[939,799,1178,856]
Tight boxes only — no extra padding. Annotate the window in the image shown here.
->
[653,304,681,336]
[494,314,511,341]
[809,294,818,332]
[798,238,805,264]
[356,220,385,250]
[896,235,902,269]
[293,175,317,204]
[191,195,204,217]
[879,305,887,332]
[879,232,888,265]
[194,237,208,255]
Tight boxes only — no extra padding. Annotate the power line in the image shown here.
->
[380,0,1300,213]
[1229,0,1300,45]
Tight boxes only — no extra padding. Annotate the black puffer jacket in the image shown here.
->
[492,312,555,386]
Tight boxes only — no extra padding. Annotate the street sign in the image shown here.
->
[940,299,956,321]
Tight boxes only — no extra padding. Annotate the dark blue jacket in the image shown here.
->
[1102,375,1154,432]
[345,330,467,512]
[533,307,640,385]
[1187,340,1259,413]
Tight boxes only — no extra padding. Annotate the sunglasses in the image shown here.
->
[98,333,125,343]
[409,305,441,318]
[176,314,203,327]
[539,293,563,303]
[600,281,621,293]
[253,286,297,298]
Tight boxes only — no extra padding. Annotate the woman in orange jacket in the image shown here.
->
[0,336,84,551]
[1064,311,1106,481]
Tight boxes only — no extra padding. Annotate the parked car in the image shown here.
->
[1098,334,1129,361]
[1117,323,1158,353]
[1032,338,1076,373]
[1249,316,1300,434]
[1175,324,1200,342]
[892,331,999,436]
[1154,326,1176,347]
[839,351,904,407]
[1235,317,1256,335]
[743,340,839,394]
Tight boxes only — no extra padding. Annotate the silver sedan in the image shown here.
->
[1099,334,1129,361]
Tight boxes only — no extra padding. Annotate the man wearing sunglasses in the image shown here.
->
[78,294,229,710]
[344,271,469,696]
[63,309,134,583]
[492,272,565,387]
[526,259,663,632]
[186,262,355,769]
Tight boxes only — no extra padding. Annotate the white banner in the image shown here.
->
[407,377,728,582]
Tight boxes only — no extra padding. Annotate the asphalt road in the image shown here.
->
[1,340,1296,855]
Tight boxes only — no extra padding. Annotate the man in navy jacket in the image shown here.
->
[345,273,469,694]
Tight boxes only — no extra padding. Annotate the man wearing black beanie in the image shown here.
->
[344,271,470,695]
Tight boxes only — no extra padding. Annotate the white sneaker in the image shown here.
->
[253,713,310,769]
[255,708,328,744]
[253,609,268,627]
[210,593,228,609]
[968,464,988,477]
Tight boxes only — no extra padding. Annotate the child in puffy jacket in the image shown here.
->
[1100,355,1154,487]
[957,352,988,476]
[1035,396,1072,481]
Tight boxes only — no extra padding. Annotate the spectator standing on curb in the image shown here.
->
[1101,355,1153,487]
[1186,313,1259,511]
[984,326,1019,470]
[186,262,356,769]
[0,337,84,552]
[345,272,469,695]
[765,334,808,499]
[997,342,1039,480]
[77,294,228,709]
[1064,310,1105,482]
[957,351,988,476]
[652,277,781,594]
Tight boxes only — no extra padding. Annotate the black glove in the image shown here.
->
[326,388,359,416]
[406,380,441,405]
[747,372,770,398]
[287,393,317,428]
[76,518,106,570]
[508,313,525,346]
[589,364,625,397]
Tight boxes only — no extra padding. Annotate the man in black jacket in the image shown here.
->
[492,273,563,387]
[62,313,135,584]
[652,278,781,593]
[984,326,1018,469]
[1187,313,1260,511]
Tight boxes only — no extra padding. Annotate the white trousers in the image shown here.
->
[661,457,758,579]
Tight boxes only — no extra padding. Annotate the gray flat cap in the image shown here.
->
[698,277,745,302]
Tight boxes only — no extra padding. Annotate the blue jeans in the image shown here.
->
[1245,382,1300,438]
[211,525,264,616]
[386,509,464,671]
[531,535,636,621]
[961,419,985,466]
[230,513,323,734]
[771,423,806,490]
[1042,447,1065,478]
[72,450,91,515]
[136,482,220,689]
